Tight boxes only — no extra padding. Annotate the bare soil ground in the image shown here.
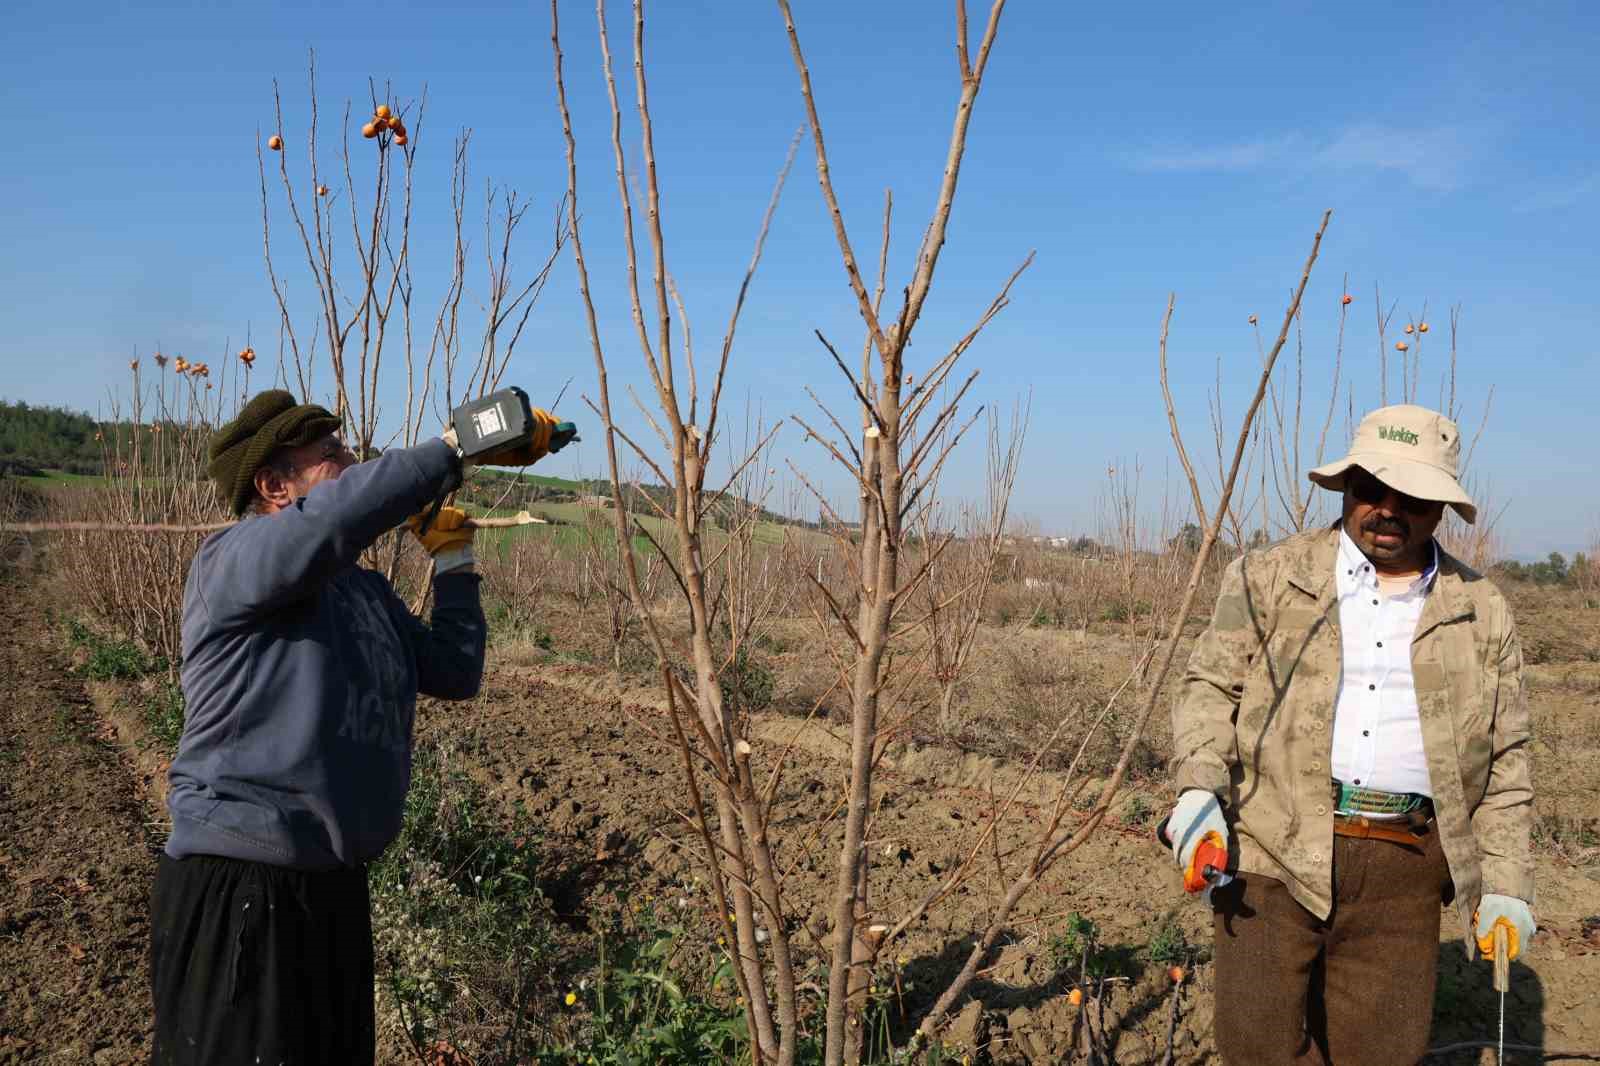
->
[2,566,1597,1063]
[433,643,1600,1064]
[0,577,157,1063]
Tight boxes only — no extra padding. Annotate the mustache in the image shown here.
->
[1363,514,1410,538]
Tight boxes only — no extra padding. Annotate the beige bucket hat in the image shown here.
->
[1308,403,1477,524]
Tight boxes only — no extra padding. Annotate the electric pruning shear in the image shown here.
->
[416,386,578,535]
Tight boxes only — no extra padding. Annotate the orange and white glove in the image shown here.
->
[1166,789,1233,902]
[1475,895,1535,962]
[1167,790,1228,872]
[405,506,476,574]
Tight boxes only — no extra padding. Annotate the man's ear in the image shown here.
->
[252,466,294,512]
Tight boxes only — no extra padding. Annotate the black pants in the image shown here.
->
[149,853,376,1065]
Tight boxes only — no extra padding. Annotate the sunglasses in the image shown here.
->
[277,437,354,476]
[1347,470,1437,516]
[314,438,356,464]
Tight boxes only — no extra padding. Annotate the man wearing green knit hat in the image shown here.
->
[149,389,559,1064]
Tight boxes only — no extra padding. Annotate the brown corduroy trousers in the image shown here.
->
[1211,828,1452,1065]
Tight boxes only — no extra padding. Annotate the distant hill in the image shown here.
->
[0,400,104,476]
[463,466,815,531]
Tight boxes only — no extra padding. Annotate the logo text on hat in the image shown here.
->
[1378,426,1419,446]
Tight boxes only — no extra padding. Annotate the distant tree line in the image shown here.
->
[1494,551,1593,588]
[0,400,106,476]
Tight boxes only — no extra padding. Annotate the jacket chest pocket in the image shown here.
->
[1263,608,1335,687]
[1240,608,1336,751]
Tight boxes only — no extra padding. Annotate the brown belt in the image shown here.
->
[1332,812,1433,849]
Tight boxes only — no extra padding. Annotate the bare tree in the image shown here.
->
[774,2,1037,1058]
[918,401,1029,732]
[903,210,1333,1052]
[551,2,803,1059]
[257,56,567,591]
[1259,279,1348,534]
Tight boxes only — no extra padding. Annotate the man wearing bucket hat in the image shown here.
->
[1168,403,1533,1064]
[149,390,559,1064]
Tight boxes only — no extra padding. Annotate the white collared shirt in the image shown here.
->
[1329,529,1438,800]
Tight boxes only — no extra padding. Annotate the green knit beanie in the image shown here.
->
[208,389,342,516]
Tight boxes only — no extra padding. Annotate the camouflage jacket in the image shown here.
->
[1172,525,1533,936]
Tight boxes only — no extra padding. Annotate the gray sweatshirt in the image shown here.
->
[165,439,485,870]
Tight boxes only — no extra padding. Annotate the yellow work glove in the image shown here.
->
[1474,894,1535,962]
[475,407,558,467]
[406,506,476,574]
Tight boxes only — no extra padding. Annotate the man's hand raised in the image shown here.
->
[406,506,476,574]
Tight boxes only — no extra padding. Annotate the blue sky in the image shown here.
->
[2,1,1595,557]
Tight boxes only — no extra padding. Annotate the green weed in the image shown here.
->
[66,619,162,680]
[1044,912,1136,981]
[371,740,559,1051]
[1143,911,1206,966]
[144,681,186,754]
[719,649,775,712]
[535,905,748,1066]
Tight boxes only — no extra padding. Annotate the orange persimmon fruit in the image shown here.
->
[267,134,284,151]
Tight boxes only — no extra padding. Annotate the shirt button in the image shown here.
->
[1372,599,1379,606]
[1376,641,1383,648]
[1368,684,1376,691]
[1354,778,1362,785]
[1311,852,1323,862]
[1312,761,1322,771]
[1316,804,1328,816]
[1362,730,1370,737]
